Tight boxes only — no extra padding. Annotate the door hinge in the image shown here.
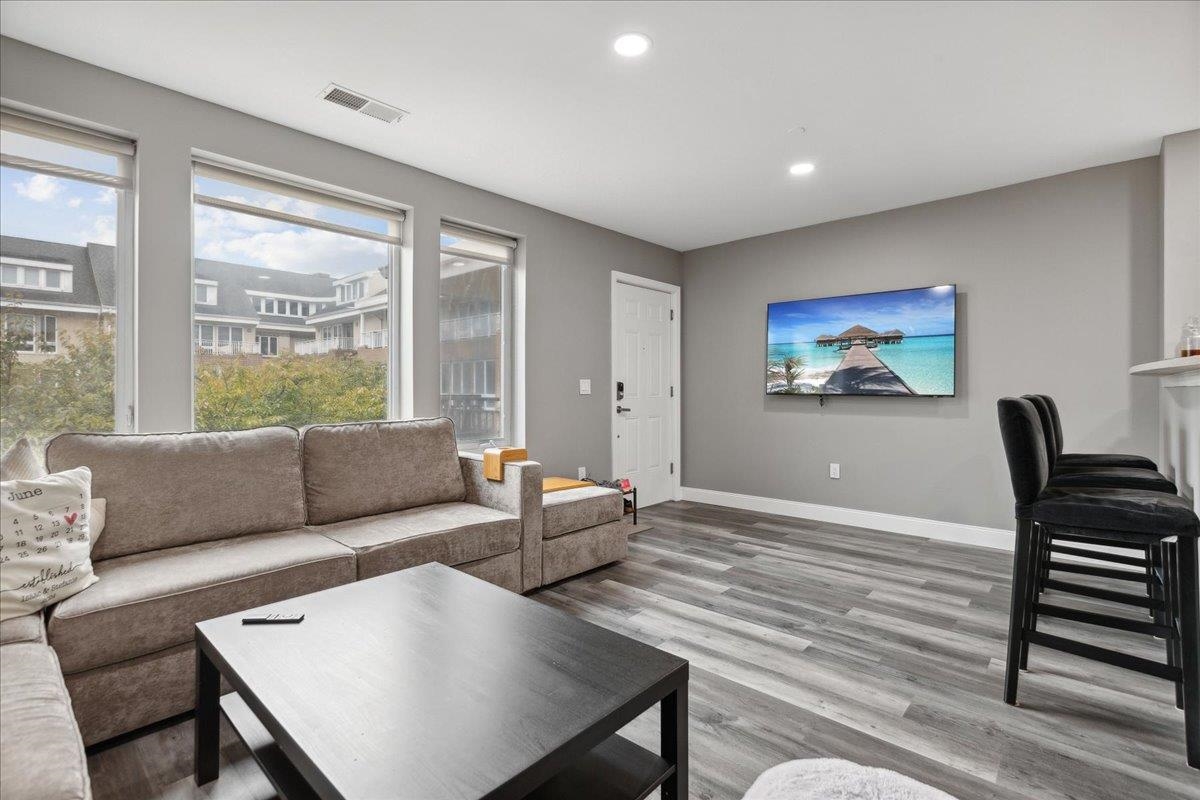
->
[670,462,675,475]
[670,309,674,321]
[670,385,674,397]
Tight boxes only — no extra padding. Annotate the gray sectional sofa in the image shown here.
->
[0,416,631,798]
[0,615,91,800]
[33,417,553,746]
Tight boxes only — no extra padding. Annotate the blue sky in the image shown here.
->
[190,176,386,276]
[767,285,956,344]
[1,132,388,277]
[1,166,118,246]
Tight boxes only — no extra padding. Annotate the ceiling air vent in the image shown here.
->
[319,84,407,124]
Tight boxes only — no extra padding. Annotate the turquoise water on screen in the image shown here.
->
[768,334,955,395]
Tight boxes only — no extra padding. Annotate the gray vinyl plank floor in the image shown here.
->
[85,501,1199,800]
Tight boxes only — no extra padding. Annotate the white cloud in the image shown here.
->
[75,214,116,246]
[197,226,385,274]
[93,189,115,205]
[67,196,83,208]
[14,174,64,202]
[193,199,385,275]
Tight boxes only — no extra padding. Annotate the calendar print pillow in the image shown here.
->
[1,466,99,622]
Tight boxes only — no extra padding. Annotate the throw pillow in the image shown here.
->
[1,466,99,622]
[0,437,46,481]
[0,437,106,550]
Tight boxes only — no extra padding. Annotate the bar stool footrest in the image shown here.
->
[1042,579,1163,609]
[1034,602,1173,637]
[1026,630,1181,681]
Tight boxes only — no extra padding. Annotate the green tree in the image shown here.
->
[0,323,116,452]
[194,352,386,431]
[2,320,388,452]
[767,355,807,394]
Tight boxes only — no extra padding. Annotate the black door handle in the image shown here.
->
[616,406,632,414]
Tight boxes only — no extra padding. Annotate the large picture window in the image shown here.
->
[0,110,134,452]
[191,161,402,431]
[439,223,515,447]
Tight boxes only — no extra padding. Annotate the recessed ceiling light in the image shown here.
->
[452,260,466,267]
[789,162,815,176]
[614,33,651,58]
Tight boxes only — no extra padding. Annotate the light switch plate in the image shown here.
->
[829,463,840,479]
[579,378,592,395]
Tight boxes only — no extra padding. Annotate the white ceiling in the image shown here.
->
[2,1,1197,251]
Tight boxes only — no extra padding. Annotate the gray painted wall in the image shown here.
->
[1160,130,1200,358]
[0,37,682,480]
[680,159,1162,530]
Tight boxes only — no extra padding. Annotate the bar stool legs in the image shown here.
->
[1176,535,1199,768]
[1004,519,1035,705]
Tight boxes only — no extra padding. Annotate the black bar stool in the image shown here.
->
[1024,395,1175,493]
[1038,394,1159,470]
[997,397,1199,768]
[1021,395,1177,617]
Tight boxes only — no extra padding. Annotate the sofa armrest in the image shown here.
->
[460,453,543,591]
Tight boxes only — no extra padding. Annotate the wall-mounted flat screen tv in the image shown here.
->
[766,284,956,397]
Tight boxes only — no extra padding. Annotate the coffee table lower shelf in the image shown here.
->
[221,693,674,800]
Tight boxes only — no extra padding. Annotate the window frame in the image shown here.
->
[438,223,516,449]
[194,280,218,306]
[189,158,406,428]
[0,108,135,432]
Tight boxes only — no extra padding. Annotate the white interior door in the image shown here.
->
[611,280,674,508]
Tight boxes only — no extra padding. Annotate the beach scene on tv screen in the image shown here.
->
[766,285,956,396]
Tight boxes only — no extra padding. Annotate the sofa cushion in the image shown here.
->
[542,486,624,539]
[46,427,307,561]
[0,612,46,646]
[302,419,466,525]
[0,644,91,800]
[48,529,356,675]
[314,502,520,579]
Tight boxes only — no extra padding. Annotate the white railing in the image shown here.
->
[439,312,501,342]
[294,337,356,355]
[194,340,257,355]
[360,330,387,349]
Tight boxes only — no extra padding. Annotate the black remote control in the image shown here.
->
[242,612,304,625]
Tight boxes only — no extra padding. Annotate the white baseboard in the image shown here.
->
[678,487,1145,567]
[680,486,1015,550]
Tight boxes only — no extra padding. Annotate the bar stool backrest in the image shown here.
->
[1036,394,1066,457]
[997,397,1051,505]
[1022,394,1058,471]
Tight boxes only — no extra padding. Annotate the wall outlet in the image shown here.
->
[578,467,587,480]
[829,462,840,479]
[579,378,591,395]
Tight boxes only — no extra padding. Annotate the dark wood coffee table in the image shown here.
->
[194,562,688,799]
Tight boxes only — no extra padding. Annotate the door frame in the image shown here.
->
[610,270,682,503]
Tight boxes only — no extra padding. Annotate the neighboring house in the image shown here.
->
[296,268,389,356]
[438,260,504,440]
[191,260,390,358]
[0,235,115,362]
[3,238,496,377]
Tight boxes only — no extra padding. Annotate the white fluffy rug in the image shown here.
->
[742,759,959,800]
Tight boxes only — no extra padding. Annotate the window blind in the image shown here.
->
[193,160,404,245]
[440,222,517,264]
[0,109,134,188]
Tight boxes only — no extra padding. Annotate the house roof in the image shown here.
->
[815,334,835,341]
[1,235,112,309]
[837,324,879,338]
[193,259,336,319]
[881,328,905,336]
[4,236,392,331]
